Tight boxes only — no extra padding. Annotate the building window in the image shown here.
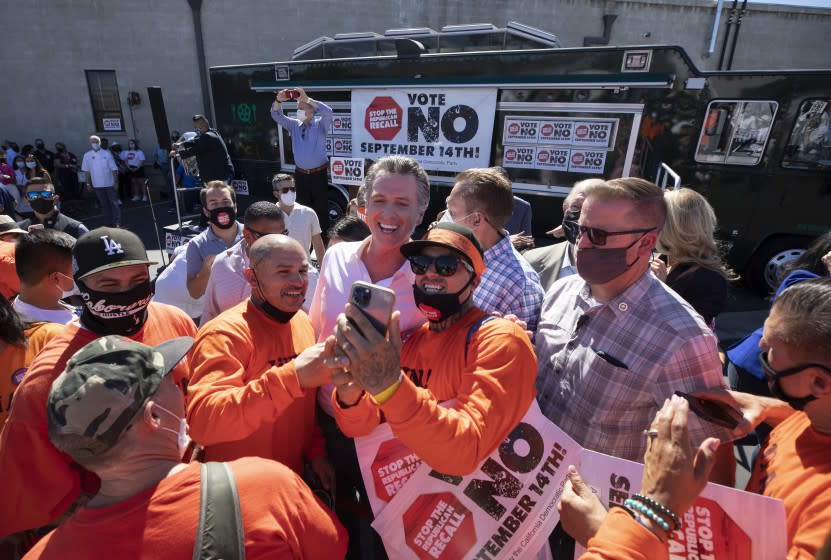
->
[782,99,831,170]
[695,100,777,166]
[85,70,125,133]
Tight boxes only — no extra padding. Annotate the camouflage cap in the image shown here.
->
[47,335,193,460]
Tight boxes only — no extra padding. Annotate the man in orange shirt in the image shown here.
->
[331,223,537,476]
[187,234,337,486]
[24,335,346,560]
[0,239,20,300]
[0,227,198,536]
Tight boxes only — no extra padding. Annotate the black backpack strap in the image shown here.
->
[193,462,246,560]
[464,315,497,362]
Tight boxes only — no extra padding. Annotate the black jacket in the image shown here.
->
[178,129,234,183]
[17,211,88,239]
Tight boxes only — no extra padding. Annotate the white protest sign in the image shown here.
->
[330,157,365,187]
[503,118,540,144]
[567,150,607,174]
[325,137,334,156]
[331,114,353,134]
[102,117,122,131]
[332,136,353,157]
[352,88,496,172]
[571,120,616,149]
[535,148,570,172]
[502,146,537,169]
[230,179,249,196]
[537,120,574,146]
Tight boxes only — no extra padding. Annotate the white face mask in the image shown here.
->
[57,273,80,300]
[91,143,101,151]
[280,190,297,206]
[294,110,308,121]
[154,403,190,459]
[439,209,475,226]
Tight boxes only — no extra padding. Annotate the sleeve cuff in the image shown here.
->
[373,375,403,404]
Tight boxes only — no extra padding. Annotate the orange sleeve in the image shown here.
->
[581,508,668,560]
[0,255,20,299]
[233,457,348,560]
[787,492,831,559]
[380,322,537,476]
[332,390,382,438]
[186,325,307,447]
[304,418,326,462]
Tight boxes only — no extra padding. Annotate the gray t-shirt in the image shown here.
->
[185,222,243,278]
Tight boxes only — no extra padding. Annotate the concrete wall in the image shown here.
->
[2,0,829,163]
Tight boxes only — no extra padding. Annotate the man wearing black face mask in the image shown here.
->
[187,234,337,489]
[0,226,198,536]
[16,178,88,238]
[330,223,537,477]
[185,181,242,299]
[524,178,600,293]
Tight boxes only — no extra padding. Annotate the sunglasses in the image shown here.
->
[407,254,473,277]
[563,220,655,246]
[247,226,288,240]
[274,186,296,194]
[759,352,831,380]
[26,190,55,201]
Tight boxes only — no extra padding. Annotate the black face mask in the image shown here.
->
[209,206,237,229]
[562,209,581,244]
[251,271,298,323]
[36,143,45,150]
[760,352,819,411]
[30,197,55,214]
[77,279,152,335]
[412,276,475,323]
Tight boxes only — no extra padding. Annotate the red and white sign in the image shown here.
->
[230,179,249,196]
[571,120,616,148]
[333,137,353,157]
[329,157,364,187]
[331,114,353,134]
[536,147,571,172]
[502,146,537,169]
[503,118,540,143]
[568,150,607,174]
[538,119,574,146]
[352,88,497,172]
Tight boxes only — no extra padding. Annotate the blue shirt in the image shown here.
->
[270,101,333,169]
[175,164,200,189]
[185,222,243,278]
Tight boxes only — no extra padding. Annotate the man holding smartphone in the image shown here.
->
[271,87,333,233]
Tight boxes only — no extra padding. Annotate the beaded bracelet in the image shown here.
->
[630,494,681,531]
[623,498,671,532]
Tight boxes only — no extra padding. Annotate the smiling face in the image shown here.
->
[246,240,309,312]
[366,171,423,251]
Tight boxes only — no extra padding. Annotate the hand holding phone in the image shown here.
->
[674,391,742,429]
[349,281,395,336]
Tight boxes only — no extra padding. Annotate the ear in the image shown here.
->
[243,267,257,289]
[811,372,831,398]
[143,401,163,431]
[470,274,482,291]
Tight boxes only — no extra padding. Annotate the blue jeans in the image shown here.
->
[94,186,121,226]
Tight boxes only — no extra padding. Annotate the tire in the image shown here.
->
[746,236,810,295]
[327,189,347,226]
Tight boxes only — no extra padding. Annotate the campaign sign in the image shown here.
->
[102,117,122,131]
[325,137,334,156]
[503,118,540,144]
[502,146,537,170]
[230,179,249,196]
[537,119,574,146]
[332,114,353,134]
[164,231,192,254]
[567,150,607,174]
[353,88,496,172]
[330,157,365,187]
[333,137,353,157]
[571,120,616,149]
[535,148,570,172]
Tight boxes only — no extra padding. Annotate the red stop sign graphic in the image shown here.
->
[575,124,589,138]
[571,152,585,165]
[679,497,752,559]
[508,122,520,135]
[371,439,422,503]
[332,161,345,176]
[540,123,554,137]
[335,139,344,151]
[333,117,342,129]
[365,96,403,141]
[505,148,517,161]
[537,150,550,163]
[404,492,476,560]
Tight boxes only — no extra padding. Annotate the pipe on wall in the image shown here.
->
[187,0,212,119]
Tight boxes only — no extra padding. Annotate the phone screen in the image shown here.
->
[674,391,742,429]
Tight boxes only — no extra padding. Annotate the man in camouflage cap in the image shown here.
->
[25,335,347,559]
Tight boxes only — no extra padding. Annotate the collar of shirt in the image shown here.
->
[575,270,653,320]
[483,233,512,263]
[351,236,413,282]
[206,221,243,246]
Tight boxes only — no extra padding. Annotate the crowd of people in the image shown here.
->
[1,124,830,560]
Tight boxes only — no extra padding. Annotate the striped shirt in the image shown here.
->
[473,234,544,333]
[535,271,732,461]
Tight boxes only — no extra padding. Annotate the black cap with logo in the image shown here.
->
[73,227,155,280]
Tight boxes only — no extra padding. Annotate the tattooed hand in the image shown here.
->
[334,305,402,395]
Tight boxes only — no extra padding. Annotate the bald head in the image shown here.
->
[249,234,305,267]
[563,178,605,212]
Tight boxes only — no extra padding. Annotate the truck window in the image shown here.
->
[782,98,831,169]
[695,100,777,166]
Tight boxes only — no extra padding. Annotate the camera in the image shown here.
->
[352,286,372,307]
[285,88,301,100]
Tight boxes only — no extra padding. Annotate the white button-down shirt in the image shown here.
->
[81,149,117,188]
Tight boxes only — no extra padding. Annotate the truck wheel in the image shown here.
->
[746,236,809,295]
[328,192,347,225]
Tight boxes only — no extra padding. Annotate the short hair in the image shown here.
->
[770,278,831,363]
[454,167,514,230]
[25,177,55,192]
[657,188,736,280]
[364,156,430,215]
[583,177,666,230]
[355,184,367,207]
[244,201,284,225]
[15,229,76,284]
[564,178,605,210]
[199,180,236,207]
[271,173,294,189]
[328,215,371,243]
[192,114,209,124]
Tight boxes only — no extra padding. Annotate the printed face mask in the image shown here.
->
[154,403,191,459]
[412,275,475,322]
[209,206,237,229]
[77,279,152,335]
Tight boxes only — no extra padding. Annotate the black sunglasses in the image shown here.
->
[26,190,55,201]
[247,226,288,240]
[407,254,473,277]
[759,352,831,380]
[563,220,655,246]
[274,186,296,194]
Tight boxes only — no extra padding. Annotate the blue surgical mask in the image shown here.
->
[91,143,101,151]
[25,161,37,169]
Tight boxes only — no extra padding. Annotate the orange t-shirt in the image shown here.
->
[0,240,20,300]
[187,301,325,474]
[581,507,667,560]
[22,457,348,559]
[334,308,537,476]
[0,321,65,426]
[0,302,197,535]
[746,411,831,559]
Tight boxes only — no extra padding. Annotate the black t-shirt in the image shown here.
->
[178,129,234,183]
[33,149,56,173]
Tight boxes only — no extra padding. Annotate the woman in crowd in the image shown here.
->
[120,139,146,201]
[651,187,736,327]
[15,154,50,219]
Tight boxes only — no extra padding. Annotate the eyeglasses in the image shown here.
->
[26,190,55,201]
[563,220,655,246]
[247,227,289,240]
[407,254,473,277]
[759,352,831,380]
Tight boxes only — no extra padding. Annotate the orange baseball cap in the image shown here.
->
[400,223,486,277]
